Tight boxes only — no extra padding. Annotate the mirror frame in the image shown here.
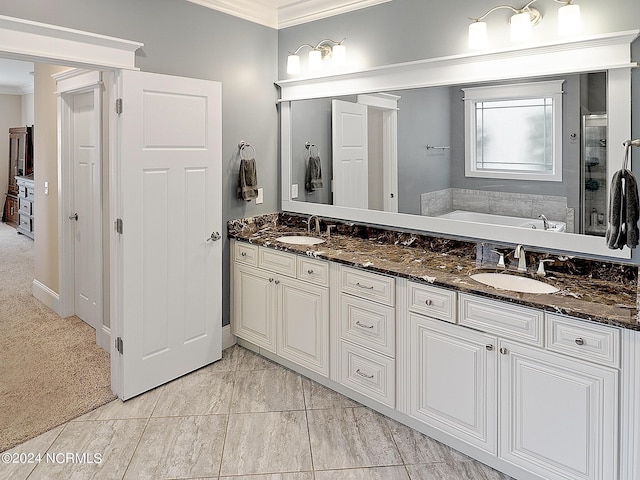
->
[277,31,639,260]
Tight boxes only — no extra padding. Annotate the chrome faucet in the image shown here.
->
[514,245,527,272]
[538,214,549,230]
[307,215,320,234]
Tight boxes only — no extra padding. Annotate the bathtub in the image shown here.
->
[437,210,566,232]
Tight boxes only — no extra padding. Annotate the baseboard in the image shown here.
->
[32,279,61,316]
[222,324,236,350]
[97,325,111,352]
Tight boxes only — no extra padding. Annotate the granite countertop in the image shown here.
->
[228,214,639,331]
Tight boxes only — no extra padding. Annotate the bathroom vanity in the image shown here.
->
[229,213,639,480]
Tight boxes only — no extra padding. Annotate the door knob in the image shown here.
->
[69,213,78,221]
[206,231,221,242]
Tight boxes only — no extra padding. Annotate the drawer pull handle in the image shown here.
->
[274,280,280,285]
[307,269,314,274]
[486,344,494,351]
[356,369,374,379]
[269,278,274,283]
[425,299,433,306]
[499,347,508,355]
[575,337,585,346]
[355,282,374,290]
[356,321,374,329]
[241,252,247,257]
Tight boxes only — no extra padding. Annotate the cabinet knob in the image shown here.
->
[486,344,494,351]
[307,269,314,274]
[425,299,433,306]
[241,252,247,257]
[269,278,274,283]
[274,280,280,285]
[575,337,585,346]
[499,347,508,355]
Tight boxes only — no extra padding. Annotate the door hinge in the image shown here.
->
[115,218,123,234]
[115,98,123,115]
[115,337,124,354]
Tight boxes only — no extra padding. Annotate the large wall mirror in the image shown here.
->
[278,31,638,259]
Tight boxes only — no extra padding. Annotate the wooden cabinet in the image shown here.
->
[233,242,329,376]
[3,126,33,228]
[499,340,618,480]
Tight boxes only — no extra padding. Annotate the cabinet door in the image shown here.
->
[499,341,618,480]
[408,313,497,454]
[277,277,329,376]
[233,263,277,353]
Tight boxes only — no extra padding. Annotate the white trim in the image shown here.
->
[619,329,640,480]
[277,31,639,101]
[222,324,236,350]
[32,279,61,315]
[185,0,392,29]
[97,325,111,352]
[0,15,141,70]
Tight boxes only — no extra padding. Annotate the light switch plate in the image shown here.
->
[291,183,299,198]
[256,188,264,204]
[44,181,49,195]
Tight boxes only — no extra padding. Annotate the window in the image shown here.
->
[463,80,564,182]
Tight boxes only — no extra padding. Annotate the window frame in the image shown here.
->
[463,80,565,182]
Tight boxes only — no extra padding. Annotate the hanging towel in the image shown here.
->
[606,169,639,250]
[305,156,323,192]
[238,157,258,201]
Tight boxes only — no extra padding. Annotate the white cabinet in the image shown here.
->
[232,242,329,376]
[338,266,396,407]
[499,340,618,480]
[408,313,497,454]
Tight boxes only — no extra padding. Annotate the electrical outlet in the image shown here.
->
[291,183,299,198]
[256,188,264,204]
[44,181,49,195]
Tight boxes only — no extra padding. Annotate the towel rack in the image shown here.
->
[238,141,256,160]
[426,144,450,150]
[305,142,320,157]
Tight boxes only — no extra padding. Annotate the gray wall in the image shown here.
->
[3,0,279,326]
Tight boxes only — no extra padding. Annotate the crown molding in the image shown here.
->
[185,0,392,29]
[0,82,33,95]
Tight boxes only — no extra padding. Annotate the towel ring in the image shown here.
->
[238,141,256,160]
[305,142,320,158]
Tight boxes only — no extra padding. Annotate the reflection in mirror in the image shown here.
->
[289,72,608,237]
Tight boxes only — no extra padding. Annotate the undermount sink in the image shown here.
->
[276,235,325,246]
[470,272,559,294]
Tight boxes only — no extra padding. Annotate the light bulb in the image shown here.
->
[308,49,323,71]
[287,54,300,75]
[510,11,532,42]
[558,3,581,36]
[332,43,346,67]
[468,21,488,49]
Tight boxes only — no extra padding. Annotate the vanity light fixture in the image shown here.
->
[287,38,346,75]
[468,0,581,49]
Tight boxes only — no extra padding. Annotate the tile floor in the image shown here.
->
[1,345,513,480]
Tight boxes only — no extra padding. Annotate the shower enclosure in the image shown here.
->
[581,113,607,236]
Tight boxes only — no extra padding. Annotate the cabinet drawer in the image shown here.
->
[234,242,258,266]
[259,248,297,277]
[408,281,456,323]
[297,256,329,286]
[18,185,27,197]
[459,294,544,347]
[19,197,32,215]
[19,214,32,231]
[340,341,395,408]
[340,293,395,357]
[546,314,620,368]
[27,188,34,201]
[340,266,395,306]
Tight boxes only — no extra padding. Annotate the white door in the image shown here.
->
[71,88,102,330]
[113,70,222,400]
[332,99,368,208]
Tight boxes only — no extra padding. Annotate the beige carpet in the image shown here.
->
[0,222,115,452]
